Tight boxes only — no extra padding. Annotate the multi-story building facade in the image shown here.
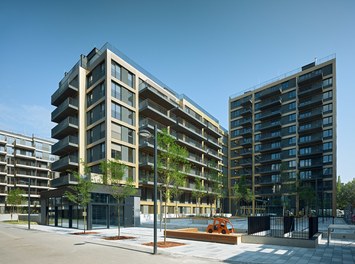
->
[229,56,336,217]
[44,43,227,229]
[0,130,57,214]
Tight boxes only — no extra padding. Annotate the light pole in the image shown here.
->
[139,125,157,254]
[28,178,31,230]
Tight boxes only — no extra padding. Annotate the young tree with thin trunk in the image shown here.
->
[7,188,25,221]
[100,158,136,238]
[192,178,206,215]
[157,129,190,243]
[65,163,93,233]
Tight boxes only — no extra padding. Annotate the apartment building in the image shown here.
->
[0,130,57,214]
[229,56,336,217]
[43,43,227,229]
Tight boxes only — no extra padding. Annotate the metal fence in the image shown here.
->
[248,216,319,240]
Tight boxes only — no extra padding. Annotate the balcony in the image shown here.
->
[139,118,166,133]
[240,138,252,146]
[204,122,221,138]
[240,158,252,166]
[299,95,323,109]
[51,116,79,140]
[258,167,280,175]
[259,155,281,164]
[298,70,323,86]
[175,135,205,155]
[298,82,322,97]
[259,109,281,120]
[139,99,175,126]
[0,136,6,145]
[175,119,206,141]
[240,107,252,116]
[240,127,252,136]
[52,135,79,156]
[260,132,281,142]
[139,156,154,170]
[298,108,322,123]
[14,140,35,151]
[259,121,281,131]
[299,146,323,157]
[240,148,252,156]
[259,96,282,109]
[204,136,220,149]
[0,157,6,165]
[51,79,79,106]
[299,121,323,134]
[139,82,177,110]
[172,106,205,128]
[205,148,221,161]
[186,155,205,167]
[260,143,281,153]
[239,117,252,126]
[299,133,323,146]
[51,154,79,172]
[259,85,282,99]
[51,97,78,123]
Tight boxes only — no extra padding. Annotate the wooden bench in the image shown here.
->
[165,228,242,244]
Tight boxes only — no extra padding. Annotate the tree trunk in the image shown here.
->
[83,207,87,234]
[117,200,120,238]
[164,199,167,244]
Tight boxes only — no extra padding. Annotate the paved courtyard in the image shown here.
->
[2,222,354,264]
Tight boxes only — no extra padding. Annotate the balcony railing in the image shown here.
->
[51,116,79,138]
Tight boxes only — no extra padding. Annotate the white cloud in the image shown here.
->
[0,103,53,139]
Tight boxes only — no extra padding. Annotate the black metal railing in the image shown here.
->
[247,216,318,240]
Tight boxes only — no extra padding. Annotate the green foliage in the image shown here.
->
[7,188,25,219]
[232,176,252,215]
[192,178,206,215]
[65,163,93,233]
[337,178,355,209]
[298,184,316,215]
[157,129,190,243]
[100,158,136,237]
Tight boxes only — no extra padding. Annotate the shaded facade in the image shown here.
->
[0,130,57,214]
[229,56,336,216]
[44,43,228,229]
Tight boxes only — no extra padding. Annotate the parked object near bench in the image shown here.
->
[206,217,235,234]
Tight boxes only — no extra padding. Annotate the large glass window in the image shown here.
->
[111,102,135,125]
[111,143,135,163]
[111,123,135,144]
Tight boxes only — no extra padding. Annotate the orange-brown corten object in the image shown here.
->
[206,218,235,234]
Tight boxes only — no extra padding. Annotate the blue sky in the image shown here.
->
[0,0,354,183]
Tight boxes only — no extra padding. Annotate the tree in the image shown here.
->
[192,178,206,215]
[65,163,93,233]
[170,174,185,218]
[337,178,355,209]
[298,184,316,216]
[100,158,136,238]
[157,129,190,243]
[205,160,223,217]
[232,176,252,216]
[7,188,25,221]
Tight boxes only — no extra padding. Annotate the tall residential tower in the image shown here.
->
[44,43,227,229]
[229,56,336,217]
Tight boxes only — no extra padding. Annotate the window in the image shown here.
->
[254,123,261,131]
[87,143,105,162]
[323,103,332,113]
[288,102,296,110]
[111,143,135,163]
[299,135,311,143]
[255,144,261,152]
[323,78,333,88]
[288,160,296,168]
[111,102,121,120]
[112,81,135,106]
[323,116,333,126]
[323,90,333,100]
[323,142,332,151]
[111,102,135,126]
[271,141,281,148]
[300,171,312,180]
[287,90,296,99]
[288,137,296,145]
[323,154,332,163]
[271,153,281,160]
[288,113,296,122]
[300,147,311,155]
[323,129,332,138]
[300,159,312,167]
[323,167,332,176]
[127,72,134,88]
[288,125,296,133]
[288,148,296,156]
[111,61,121,80]
[288,171,296,179]
[271,163,280,171]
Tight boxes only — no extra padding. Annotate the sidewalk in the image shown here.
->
[18,224,355,264]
